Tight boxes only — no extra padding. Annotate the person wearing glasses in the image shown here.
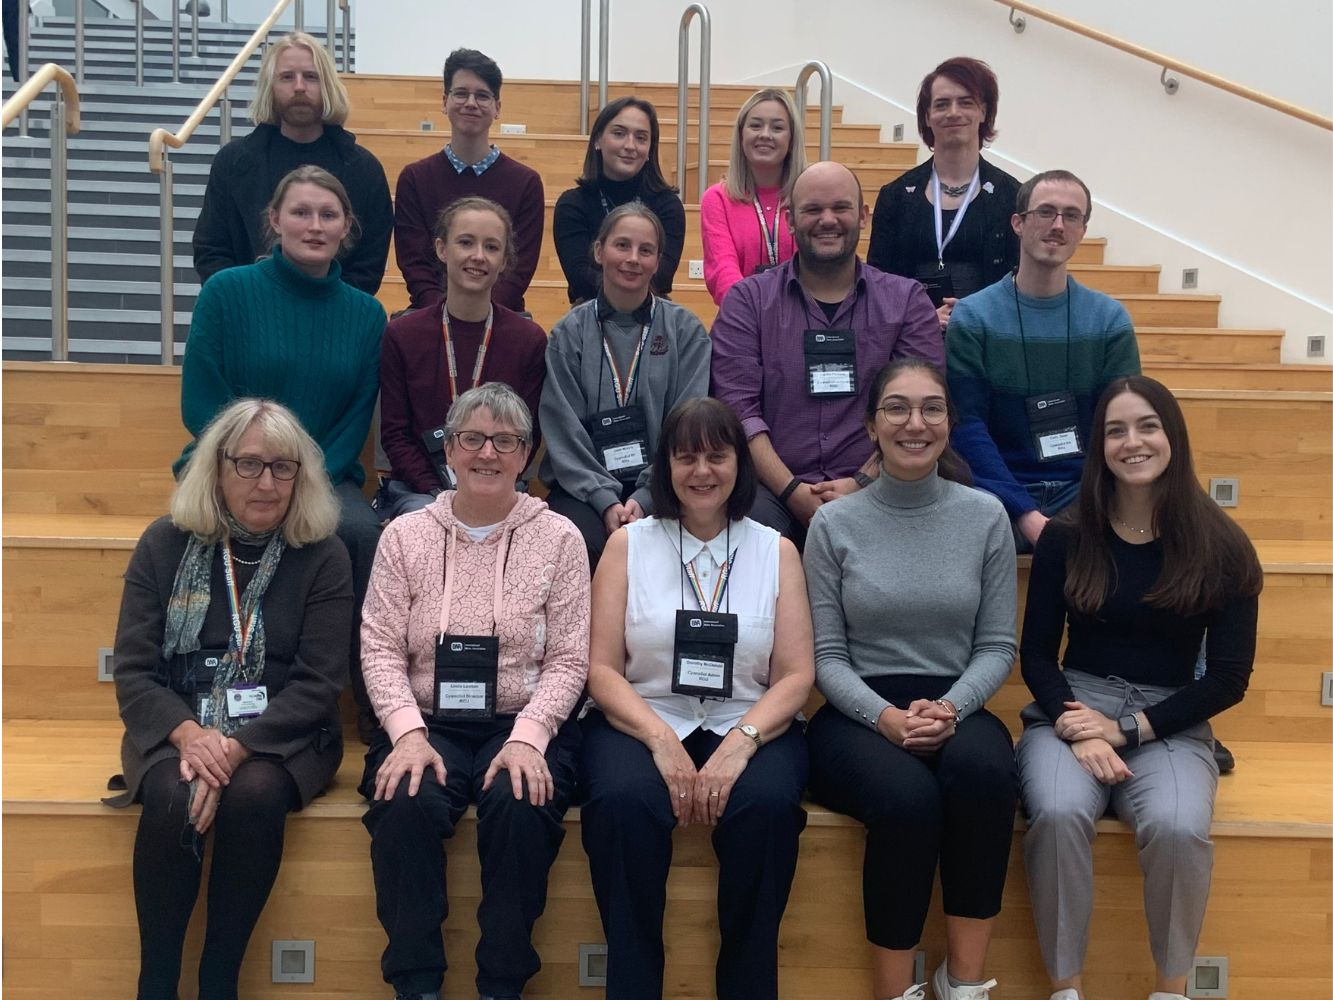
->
[539,203,711,570]
[803,358,1018,1000]
[553,96,687,305]
[379,197,548,520]
[394,48,545,313]
[110,398,352,1000]
[946,169,1140,552]
[866,57,1020,333]
[358,382,591,1000]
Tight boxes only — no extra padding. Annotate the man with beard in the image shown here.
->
[192,32,392,295]
[710,161,943,544]
[946,169,1139,550]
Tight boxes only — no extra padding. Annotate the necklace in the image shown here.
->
[939,181,971,198]
[229,553,263,566]
[1113,516,1154,537]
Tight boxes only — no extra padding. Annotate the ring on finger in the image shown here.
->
[709,790,719,797]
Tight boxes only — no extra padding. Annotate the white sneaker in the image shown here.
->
[1147,994,1189,1000]
[887,985,926,1000]
[1050,991,1081,1000]
[931,961,998,1000]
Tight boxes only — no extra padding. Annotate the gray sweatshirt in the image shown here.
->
[539,295,711,515]
[803,467,1017,727]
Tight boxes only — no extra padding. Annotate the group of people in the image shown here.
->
[106,32,1264,1000]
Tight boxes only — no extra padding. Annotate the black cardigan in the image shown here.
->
[552,175,686,304]
[866,155,1020,292]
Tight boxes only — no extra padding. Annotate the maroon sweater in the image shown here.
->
[380,303,548,494]
[393,150,545,312]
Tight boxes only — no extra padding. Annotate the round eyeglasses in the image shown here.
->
[876,402,949,426]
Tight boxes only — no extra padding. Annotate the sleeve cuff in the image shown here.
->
[588,486,620,517]
[741,416,771,441]
[508,716,552,755]
[384,705,428,745]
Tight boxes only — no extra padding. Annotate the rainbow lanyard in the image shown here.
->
[680,522,738,614]
[442,304,495,400]
[752,195,781,266]
[221,543,258,666]
[601,296,656,407]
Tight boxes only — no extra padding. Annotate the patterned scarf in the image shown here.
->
[162,515,287,736]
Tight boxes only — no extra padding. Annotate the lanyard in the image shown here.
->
[1013,275,1073,391]
[441,305,495,401]
[439,523,512,638]
[598,296,656,408]
[220,544,258,665]
[752,195,781,267]
[678,521,738,614]
[931,164,981,270]
[598,189,615,216]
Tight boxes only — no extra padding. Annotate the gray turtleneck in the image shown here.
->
[803,467,1017,728]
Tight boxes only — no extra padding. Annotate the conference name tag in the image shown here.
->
[226,684,268,719]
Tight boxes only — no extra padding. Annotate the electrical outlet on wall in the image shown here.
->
[1309,336,1325,358]
[419,120,434,131]
[1321,672,1333,707]
[499,123,527,135]
[892,124,905,142]
[1181,268,1198,289]
[688,259,704,280]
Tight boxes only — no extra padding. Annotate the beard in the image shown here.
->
[795,227,858,268]
[277,96,322,129]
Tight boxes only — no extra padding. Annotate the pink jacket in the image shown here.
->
[700,181,796,305]
[361,492,591,751]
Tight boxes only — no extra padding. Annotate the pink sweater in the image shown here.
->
[361,492,591,751]
[700,181,796,305]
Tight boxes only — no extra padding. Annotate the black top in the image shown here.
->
[552,175,686,304]
[867,155,1020,302]
[1020,521,1257,739]
[111,517,353,807]
[903,198,987,306]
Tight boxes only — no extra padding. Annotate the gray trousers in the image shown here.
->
[1016,670,1218,980]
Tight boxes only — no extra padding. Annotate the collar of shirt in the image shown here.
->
[596,289,654,324]
[665,518,739,569]
[444,143,501,175]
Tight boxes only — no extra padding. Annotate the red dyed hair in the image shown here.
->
[916,56,1000,149]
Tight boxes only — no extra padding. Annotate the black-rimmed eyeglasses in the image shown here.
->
[451,431,527,454]
[225,455,301,481]
[1019,205,1087,227]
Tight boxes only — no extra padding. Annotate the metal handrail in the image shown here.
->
[74,1,84,84]
[340,0,351,72]
[135,0,144,86]
[16,0,27,134]
[997,0,1332,131]
[578,0,610,132]
[2,64,82,362]
[148,0,296,364]
[675,4,710,204]
[795,60,832,161]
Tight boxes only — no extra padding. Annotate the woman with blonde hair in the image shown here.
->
[700,88,806,305]
[110,397,352,1000]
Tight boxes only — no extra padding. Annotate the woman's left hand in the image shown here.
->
[621,498,645,524]
[482,740,555,807]
[1055,701,1124,746]
[693,729,755,825]
[900,698,958,752]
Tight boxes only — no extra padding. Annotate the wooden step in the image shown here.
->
[1145,361,1333,392]
[1135,327,1284,365]
[4,719,1329,998]
[1117,292,1222,328]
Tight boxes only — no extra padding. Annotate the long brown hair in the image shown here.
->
[1064,376,1262,616]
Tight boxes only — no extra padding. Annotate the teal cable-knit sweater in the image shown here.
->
[176,249,387,486]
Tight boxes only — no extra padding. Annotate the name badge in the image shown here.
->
[226,684,269,719]
[803,329,858,398]
[173,648,228,717]
[586,405,650,480]
[434,633,498,720]
[671,610,738,699]
[420,425,455,489]
[1025,392,1085,463]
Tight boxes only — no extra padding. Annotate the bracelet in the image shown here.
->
[778,477,802,504]
[933,698,959,722]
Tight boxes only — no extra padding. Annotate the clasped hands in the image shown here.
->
[171,720,252,834]
[649,726,755,827]
[877,699,958,753]
[1055,700,1135,785]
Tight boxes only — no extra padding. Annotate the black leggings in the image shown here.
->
[133,757,298,1000]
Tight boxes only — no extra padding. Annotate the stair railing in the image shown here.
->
[339,0,351,73]
[135,0,144,85]
[795,60,832,161]
[996,0,1332,131]
[15,0,27,134]
[148,0,296,365]
[675,3,710,203]
[2,65,82,362]
[578,0,610,132]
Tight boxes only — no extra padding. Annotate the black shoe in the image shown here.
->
[394,993,440,1000]
[1213,738,1236,774]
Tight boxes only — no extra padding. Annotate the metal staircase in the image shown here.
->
[2,14,355,362]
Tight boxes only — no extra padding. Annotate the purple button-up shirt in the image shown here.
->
[710,257,943,482]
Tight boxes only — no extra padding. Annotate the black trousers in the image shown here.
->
[578,710,808,1000]
[360,716,580,996]
[133,757,298,1000]
[543,481,636,573]
[333,480,382,721]
[744,482,808,552]
[806,675,1017,949]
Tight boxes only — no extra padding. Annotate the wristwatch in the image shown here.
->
[852,471,875,489]
[1118,713,1141,751]
[733,723,763,750]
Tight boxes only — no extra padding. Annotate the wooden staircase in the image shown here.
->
[3,69,1331,1000]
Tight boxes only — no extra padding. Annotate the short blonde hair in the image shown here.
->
[171,398,339,546]
[724,88,807,203]
[249,32,350,127]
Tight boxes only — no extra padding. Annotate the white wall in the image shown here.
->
[354,1,1331,360]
